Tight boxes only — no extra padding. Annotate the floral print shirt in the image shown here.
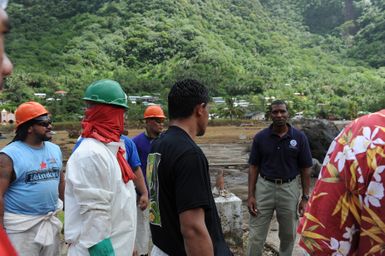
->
[298,110,385,256]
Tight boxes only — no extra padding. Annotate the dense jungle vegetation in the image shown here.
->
[1,0,385,121]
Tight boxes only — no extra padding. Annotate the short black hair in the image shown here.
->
[168,79,209,119]
[269,100,288,112]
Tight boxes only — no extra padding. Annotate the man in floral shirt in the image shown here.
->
[298,110,385,255]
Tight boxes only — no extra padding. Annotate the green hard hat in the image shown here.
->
[83,79,128,109]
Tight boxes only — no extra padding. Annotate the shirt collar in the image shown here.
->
[268,123,293,138]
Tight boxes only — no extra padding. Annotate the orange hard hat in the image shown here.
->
[15,101,49,128]
[144,105,165,119]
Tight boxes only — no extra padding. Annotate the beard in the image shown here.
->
[196,126,206,137]
[273,119,287,127]
[36,131,52,142]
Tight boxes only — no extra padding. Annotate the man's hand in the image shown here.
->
[137,193,148,211]
[247,164,259,217]
[247,196,258,216]
[132,166,148,210]
[298,198,308,217]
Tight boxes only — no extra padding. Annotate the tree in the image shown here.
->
[217,98,245,120]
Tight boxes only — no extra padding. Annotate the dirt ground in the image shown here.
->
[0,124,261,157]
[128,124,260,144]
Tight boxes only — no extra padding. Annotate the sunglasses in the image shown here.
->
[150,118,164,124]
[35,120,52,128]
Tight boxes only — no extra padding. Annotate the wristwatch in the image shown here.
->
[302,194,310,201]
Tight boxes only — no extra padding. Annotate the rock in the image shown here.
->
[68,129,80,139]
[291,118,340,162]
[311,158,322,177]
[215,194,243,246]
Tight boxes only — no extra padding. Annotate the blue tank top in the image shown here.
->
[1,141,62,215]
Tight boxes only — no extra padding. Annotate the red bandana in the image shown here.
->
[81,104,136,183]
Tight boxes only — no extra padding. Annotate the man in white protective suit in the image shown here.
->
[65,79,137,255]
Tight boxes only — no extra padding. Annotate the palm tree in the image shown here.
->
[217,97,245,120]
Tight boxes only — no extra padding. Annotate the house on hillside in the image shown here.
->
[1,109,15,124]
[34,93,46,99]
[212,97,225,104]
[55,90,67,96]
[244,111,265,120]
[234,99,250,108]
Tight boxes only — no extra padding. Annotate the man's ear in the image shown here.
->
[27,125,33,134]
[195,103,205,117]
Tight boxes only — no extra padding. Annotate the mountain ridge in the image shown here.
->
[2,0,384,120]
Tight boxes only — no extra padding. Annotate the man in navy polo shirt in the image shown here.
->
[247,100,312,256]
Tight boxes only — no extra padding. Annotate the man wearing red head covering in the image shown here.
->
[65,79,139,256]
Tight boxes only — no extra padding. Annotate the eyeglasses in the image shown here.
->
[151,118,164,124]
[35,120,52,128]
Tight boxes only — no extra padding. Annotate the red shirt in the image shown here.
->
[298,110,385,255]
[0,228,17,256]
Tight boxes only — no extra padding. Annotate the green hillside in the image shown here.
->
[2,0,385,120]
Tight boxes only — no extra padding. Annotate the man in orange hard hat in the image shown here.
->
[132,105,166,256]
[0,101,64,256]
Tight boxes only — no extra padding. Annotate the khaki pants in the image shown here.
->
[7,223,60,256]
[247,176,300,256]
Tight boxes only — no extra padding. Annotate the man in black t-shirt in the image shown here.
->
[147,79,232,256]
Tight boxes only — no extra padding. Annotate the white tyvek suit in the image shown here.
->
[65,138,136,255]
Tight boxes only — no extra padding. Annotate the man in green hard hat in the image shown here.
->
[64,79,144,255]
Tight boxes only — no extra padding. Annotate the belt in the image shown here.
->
[260,174,296,184]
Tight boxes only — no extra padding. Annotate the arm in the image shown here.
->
[247,164,259,216]
[0,154,14,228]
[133,166,148,210]
[298,167,311,217]
[298,132,313,217]
[123,136,148,210]
[59,171,65,202]
[179,208,213,256]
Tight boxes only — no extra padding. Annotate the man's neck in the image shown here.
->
[23,137,44,148]
[169,119,197,140]
[272,124,288,138]
[145,129,158,139]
